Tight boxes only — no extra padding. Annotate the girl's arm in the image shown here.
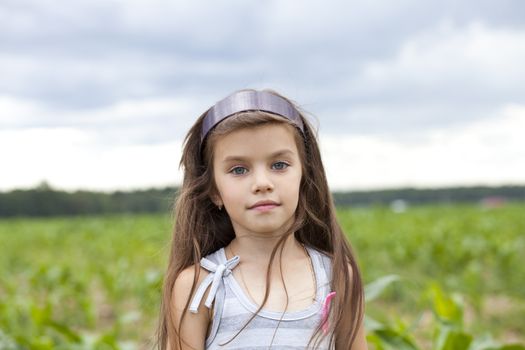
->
[348,263,369,350]
[351,321,368,350]
[168,265,212,350]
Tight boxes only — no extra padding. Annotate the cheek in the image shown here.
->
[213,178,237,207]
[286,173,302,202]
[217,180,243,203]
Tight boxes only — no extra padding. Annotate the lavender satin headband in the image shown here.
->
[201,91,304,143]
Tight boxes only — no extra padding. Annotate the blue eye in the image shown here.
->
[272,161,289,170]
[230,166,247,175]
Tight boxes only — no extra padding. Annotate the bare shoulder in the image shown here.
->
[346,262,368,350]
[351,323,369,350]
[172,264,213,311]
[169,264,213,350]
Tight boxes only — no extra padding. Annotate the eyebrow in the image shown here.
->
[221,149,295,163]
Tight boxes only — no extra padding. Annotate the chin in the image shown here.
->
[254,223,293,235]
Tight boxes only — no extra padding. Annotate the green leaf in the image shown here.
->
[434,326,472,350]
[364,314,385,332]
[428,284,464,327]
[482,346,525,350]
[367,333,387,350]
[94,332,120,350]
[29,336,54,350]
[48,320,83,342]
[30,302,52,327]
[365,275,401,302]
[0,329,18,350]
[468,334,499,350]
[373,328,420,350]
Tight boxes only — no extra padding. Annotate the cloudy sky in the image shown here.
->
[1,0,524,192]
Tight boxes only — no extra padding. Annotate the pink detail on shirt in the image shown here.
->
[321,291,336,334]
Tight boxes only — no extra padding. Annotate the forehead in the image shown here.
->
[213,123,300,162]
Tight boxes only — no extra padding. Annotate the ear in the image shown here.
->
[209,191,223,207]
[213,198,223,207]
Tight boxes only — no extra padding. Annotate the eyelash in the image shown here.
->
[229,161,290,175]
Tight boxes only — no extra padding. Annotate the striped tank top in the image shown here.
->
[188,245,334,349]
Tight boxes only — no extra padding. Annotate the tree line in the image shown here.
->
[0,181,524,217]
[332,185,525,207]
[0,182,176,218]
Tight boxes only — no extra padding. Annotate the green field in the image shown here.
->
[1,203,524,349]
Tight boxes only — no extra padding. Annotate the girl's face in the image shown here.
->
[211,123,303,237]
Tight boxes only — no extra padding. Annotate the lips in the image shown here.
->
[249,200,280,209]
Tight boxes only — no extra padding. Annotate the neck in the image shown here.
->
[227,232,305,266]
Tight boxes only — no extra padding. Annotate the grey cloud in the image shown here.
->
[1,0,524,140]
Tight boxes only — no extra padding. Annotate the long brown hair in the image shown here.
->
[157,89,364,349]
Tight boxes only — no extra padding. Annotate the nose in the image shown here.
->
[251,167,274,193]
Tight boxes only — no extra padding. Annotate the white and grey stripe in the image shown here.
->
[195,246,334,349]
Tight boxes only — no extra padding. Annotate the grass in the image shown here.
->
[0,202,523,348]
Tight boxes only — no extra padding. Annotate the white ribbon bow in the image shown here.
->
[188,255,240,313]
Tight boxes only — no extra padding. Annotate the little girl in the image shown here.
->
[157,90,367,349]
